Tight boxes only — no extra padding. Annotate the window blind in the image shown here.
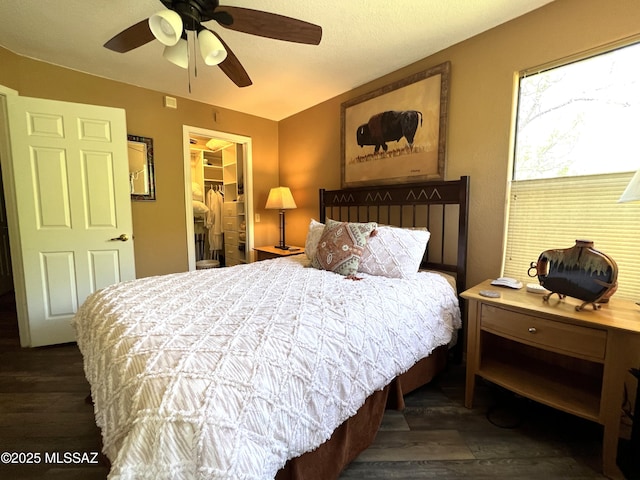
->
[503,172,640,300]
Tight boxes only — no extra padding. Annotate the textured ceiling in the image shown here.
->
[0,0,553,121]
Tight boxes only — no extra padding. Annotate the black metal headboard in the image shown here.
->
[319,176,470,296]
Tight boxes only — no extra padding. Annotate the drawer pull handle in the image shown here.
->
[528,327,537,334]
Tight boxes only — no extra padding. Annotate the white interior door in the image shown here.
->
[0,168,13,296]
[1,95,135,347]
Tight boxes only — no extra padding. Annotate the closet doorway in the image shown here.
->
[182,126,254,271]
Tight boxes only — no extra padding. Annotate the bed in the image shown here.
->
[74,176,470,480]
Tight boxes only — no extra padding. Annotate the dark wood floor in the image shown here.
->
[341,368,609,479]
[0,290,633,479]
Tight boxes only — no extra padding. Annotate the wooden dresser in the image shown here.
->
[462,279,640,479]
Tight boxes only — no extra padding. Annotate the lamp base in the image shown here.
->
[274,245,291,250]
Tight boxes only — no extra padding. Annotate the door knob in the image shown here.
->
[110,234,129,242]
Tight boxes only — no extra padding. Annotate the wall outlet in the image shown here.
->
[255,213,261,223]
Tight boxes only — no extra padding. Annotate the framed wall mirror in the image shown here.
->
[127,134,156,200]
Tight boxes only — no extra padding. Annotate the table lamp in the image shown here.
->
[619,168,640,203]
[265,187,297,250]
[618,168,640,308]
[615,168,640,480]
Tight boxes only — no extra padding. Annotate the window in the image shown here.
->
[504,41,640,300]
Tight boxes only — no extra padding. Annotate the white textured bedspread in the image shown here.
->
[74,256,461,480]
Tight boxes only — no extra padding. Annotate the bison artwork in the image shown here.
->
[356,110,423,153]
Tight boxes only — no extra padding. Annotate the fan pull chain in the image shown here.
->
[192,29,198,80]
[187,30,193,93]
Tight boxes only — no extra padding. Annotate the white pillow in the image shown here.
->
[358,226,430,279]
[304,219,325,260]
[192,182,204,201]
[193,200,209,215]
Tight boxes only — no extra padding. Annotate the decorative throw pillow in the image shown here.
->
[358,226,430,279]
[304,219,325,260]
[311,219,377,276]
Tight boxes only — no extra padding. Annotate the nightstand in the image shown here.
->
[253,245,305,261]
[462,279,640,479]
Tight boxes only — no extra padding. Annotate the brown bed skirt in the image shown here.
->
[275,344,449,480]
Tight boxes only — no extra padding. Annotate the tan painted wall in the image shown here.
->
[278,0,640,288]
[2,0,639,284]
[0,48,280,278]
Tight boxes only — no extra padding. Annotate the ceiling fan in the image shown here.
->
[103,0,323,88]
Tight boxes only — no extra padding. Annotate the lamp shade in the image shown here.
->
[265,187,297,210]
[163,38,188,68]
[198,29,227,66]
[149,10,183,46]
[619,169,640,203]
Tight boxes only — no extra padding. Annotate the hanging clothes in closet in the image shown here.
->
[206,185,224,256]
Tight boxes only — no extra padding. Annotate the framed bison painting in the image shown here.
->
[341,61,450,187]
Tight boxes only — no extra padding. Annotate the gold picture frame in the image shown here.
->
[341,61,450,188]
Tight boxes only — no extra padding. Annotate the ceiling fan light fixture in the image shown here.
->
[105,3,322,88]
[198,29,228,66]
[149,10,183,46]
[163,38,188,69]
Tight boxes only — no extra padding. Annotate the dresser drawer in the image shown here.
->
[480,304,607,361]
[223,202,239,217]
[225,243,240,260]
[225,230,238,246]
[223,216,239,232]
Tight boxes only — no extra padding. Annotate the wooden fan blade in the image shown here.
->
[209,30,252,87]
[104,19,155,53]
[214,6,322,45]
